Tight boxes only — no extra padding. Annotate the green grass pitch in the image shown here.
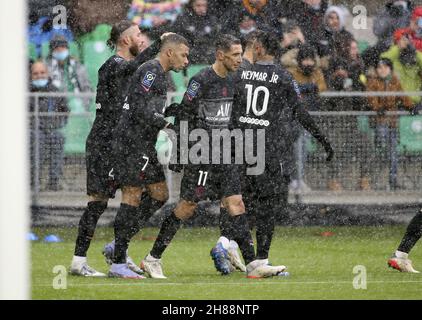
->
[31,226,422,300]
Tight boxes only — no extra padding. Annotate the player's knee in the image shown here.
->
[223,196,245,216]
[89,194,109,202]
[174,200,197,221]
[148,182,169,203]
[122,187,143,207]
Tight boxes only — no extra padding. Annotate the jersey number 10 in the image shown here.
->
[245,84,269,116]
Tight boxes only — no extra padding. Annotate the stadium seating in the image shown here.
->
[357,40,369,54]
[28,43,38,61]
[62,97,93,154]
[82,41,113,88]
[78,24,113,87]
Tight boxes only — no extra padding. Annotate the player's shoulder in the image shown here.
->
[189,66,213,84]
[185,66,212,94]
[239,59,253,71]
[133,59,164,91]
[98,55,122,73]
[136,58,163,74]
[273,63,293,79]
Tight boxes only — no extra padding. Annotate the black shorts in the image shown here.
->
[114,146,165,188]
[86,141,118,198]
[180,164,241,202]
[241,161,289,199]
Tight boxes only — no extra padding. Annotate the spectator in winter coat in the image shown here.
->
[45,35,92,112]
[29,60,69,191]
[366,58,413,190]
[279,20,306,68]
[362,1,412,70]
[394,6,422,52]
[172,0,220,64]
[381,29,422,104]
[318,6,354,62]
[288,44,327,111]
[280,0,329,55]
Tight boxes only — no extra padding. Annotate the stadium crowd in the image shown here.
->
[28,0,422,191]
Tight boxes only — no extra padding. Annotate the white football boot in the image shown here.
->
[246,259,287,278]
[388,253,420,273]
[227,240,246,272]
[141,254,167,279]
[70,256,106,277]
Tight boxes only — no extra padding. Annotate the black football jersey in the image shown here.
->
[87,41,160,144]
[181,66,236,132]
[113,59,170,155]
[233,61,302,162]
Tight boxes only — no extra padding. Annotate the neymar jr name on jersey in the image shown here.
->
[241,70,279,84]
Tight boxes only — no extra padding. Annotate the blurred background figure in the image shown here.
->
[127,0,184,37]
[381,29,422,105]
[172,0,220,64]
[28,0,74,59]
[279,20,306,69]
[318,5,353,72]
[393,6,422,51]
[280,0,329,57]
[288,45,327,193]
[29,60,69,191]
[221,0,281,38]
[363,1,412,70]
[46,35,92,113]
[289,44,327,111]
[366,58,413,190]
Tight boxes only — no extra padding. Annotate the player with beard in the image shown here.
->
[70,21,166,277]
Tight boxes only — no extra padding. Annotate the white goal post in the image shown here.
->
[0,0,29,300]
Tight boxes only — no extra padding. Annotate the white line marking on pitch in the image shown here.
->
[33,280,422,288]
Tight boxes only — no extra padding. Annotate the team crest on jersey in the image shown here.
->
[186,80,200,100]
[141,71,157,92]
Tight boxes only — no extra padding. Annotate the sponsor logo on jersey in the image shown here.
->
[141,71,157,92]
[216,103,231,117]
[96,103,101,110]
[186,80,200,100]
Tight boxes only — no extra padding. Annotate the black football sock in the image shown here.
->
[256,190,288,260]
[227,214,255,265]
[150,210,182,259]
[113,203,138,264]
[255,199,276,260]
[74,201,107,257]
[128,193,164,240]
[219,207,232,239]
[398,208,422,254]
